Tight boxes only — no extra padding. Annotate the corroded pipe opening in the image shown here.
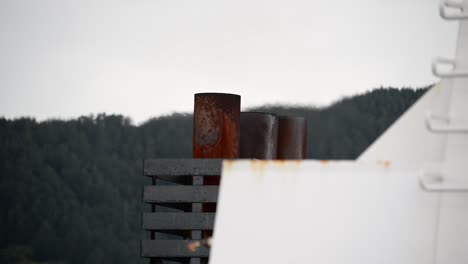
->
[240,112,278,159]
[276,116,307,159]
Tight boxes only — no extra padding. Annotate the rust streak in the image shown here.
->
[222,159,234,173]
[320,160,329,166]
[249,160,269,176]
[377,160,391,168]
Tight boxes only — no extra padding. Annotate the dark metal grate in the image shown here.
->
[141,159,223,264]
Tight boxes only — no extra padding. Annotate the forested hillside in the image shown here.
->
[0,87,427,264]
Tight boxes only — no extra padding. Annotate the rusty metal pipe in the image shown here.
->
[193,93,240,216]
[276,116,307,159]
[193,93,241,159]
[240,112,278,159]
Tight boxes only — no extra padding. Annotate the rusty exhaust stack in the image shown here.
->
[193,93,241,160]
[193,92,240,217]
[276,116,307,159]
[240,112,278,159]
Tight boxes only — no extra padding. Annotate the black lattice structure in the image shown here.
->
[141,159,223,264]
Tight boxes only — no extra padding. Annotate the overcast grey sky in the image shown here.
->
[0,0,458,124]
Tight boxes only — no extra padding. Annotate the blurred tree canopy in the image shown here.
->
[0,87,427,264]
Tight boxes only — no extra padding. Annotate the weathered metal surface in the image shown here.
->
[143,159,222,263]
[191,175,203,264]
[144,186,219,203]
[209,160,463,264]
[276,116,307,159]
[144,159,223,176]
[142,240,210,257]
[240,112,278,159]
[143,213,215,230]
[153,203,192,212]
[143,93,240,263]
[193,93,241,159]
[193,93,240,217]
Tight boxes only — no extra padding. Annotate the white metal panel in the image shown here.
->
[357,83,449,163]
[442,18,468,180]
[434,15,468,263]
[210,160,445,264]
[436,194,468,264]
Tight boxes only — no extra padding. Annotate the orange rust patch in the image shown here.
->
[271,160,290,167]
[320,160,329,166]
[249,160,269,175]
[377,160,391,168]
[271,160,303,165]
[223,160,234,172]
[270,160,303,169]
[292,160,302,167]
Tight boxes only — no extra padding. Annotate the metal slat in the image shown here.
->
[142,240,210,257]
[142,213,215,230]
[144,186,219,203]
[144,159,223,176]
[153,175,191,185]
[191,175,203,264]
